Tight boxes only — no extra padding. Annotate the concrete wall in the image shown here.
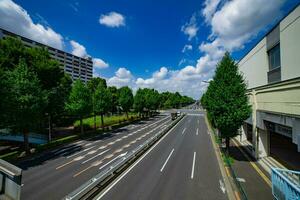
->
[239,39,268,89]
[280,6,300,81]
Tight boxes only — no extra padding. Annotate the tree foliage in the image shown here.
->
[65,80,92,134]
[118,86,133,118]
[94,84,112,127]
[201,52,251,153]
[6,61,48,153]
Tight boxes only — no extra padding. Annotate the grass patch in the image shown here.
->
[0,151,19,160]
[74,113,139,128]
[221,153,234,166]
[36,135,79,151]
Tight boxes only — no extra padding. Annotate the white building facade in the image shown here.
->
[238,5,300,168]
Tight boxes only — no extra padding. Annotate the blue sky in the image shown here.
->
[0,0,299,98]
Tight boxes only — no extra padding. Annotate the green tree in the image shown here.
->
[87,77,107,130]
[65,80,92,134]
[94,85,112,128]
[6,61,48,154]
[118,86,133,119]
[0,37,72,141]
[108,86,119,114]
[202,52,251,154]
[134,88,146,117]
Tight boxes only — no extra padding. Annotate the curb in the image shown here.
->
[204,115,239,200]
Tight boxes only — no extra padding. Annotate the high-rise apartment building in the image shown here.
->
[0,28,93,83]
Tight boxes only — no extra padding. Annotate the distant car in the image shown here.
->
[171,112,177,120]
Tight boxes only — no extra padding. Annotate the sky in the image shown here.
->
[0,0,299,99]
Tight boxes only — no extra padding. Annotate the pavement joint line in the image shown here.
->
[160,149,175,172]
[191,151,196,179]
[94,115,186,200]
[82,149,110,164]
[232,140,271,187]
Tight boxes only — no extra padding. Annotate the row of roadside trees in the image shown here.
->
[0,37,194,154]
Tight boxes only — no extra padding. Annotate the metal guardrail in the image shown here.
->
[64,114,185,200]
[0,159,22,200]
[271,168,300,200]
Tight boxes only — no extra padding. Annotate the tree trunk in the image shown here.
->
[101,114,104,128]
[94,113,97,131]
[225,137,230,155]
[48,115,52,142]
[23,128,30,155]
[80,117,84,134]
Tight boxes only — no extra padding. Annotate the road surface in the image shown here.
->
[95,111,228,200]
[20,114,172,200]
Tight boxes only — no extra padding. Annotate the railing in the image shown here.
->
[0,130,48,144]
[64,114,185,200]
[271,168,300,200]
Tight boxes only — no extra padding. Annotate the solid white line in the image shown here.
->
[191,152,196,179]
[182,128,186,135]
[196,128,198,136]
[81,149,110,164]
[160,149,174,172]
[95,115,186,200]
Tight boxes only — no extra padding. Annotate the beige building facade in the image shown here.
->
[238,5,300,168]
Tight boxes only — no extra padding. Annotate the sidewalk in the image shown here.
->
[230,139,273,200]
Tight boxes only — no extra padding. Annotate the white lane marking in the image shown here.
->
[160,149,174,172]
[237,177,246,183]
[98,145,107,150]
[95,115,185,200]
[196,128,199,136]
[99,152,127,170]
[198,120,200,124]
[191,152,196,179]
[182,128,186,135]
[84,143,93,147]
[54,146,80,155]
[82,149,110,164]
[219,179,226,194]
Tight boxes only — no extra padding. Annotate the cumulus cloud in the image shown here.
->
[133,0,286,98]
[99,12,125,28]
[211,0,285,51]
[0,0,64,49]
[202,0,221,23]
[182,44,193,53]
[181,14,198,40]
[107,68,134,88]
[70,40,87,57]
[93,58,109,69]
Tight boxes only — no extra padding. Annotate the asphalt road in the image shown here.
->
[95,111,228,200]
[19,113,172,200]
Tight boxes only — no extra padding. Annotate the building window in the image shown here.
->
[267,44,281,83]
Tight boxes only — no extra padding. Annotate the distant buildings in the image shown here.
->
[0,28,93,83]
[238,5,300,168]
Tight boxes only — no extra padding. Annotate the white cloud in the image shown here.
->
[107,67,134,88]
[202,0,221,23]
[182,44,193,53]
[181,14,198,40]
[211,0,285,51]
[134,0,286,99]
[99,12,125,28]
[93,58,109,69]
[0,0,64,49]
[70,40,87,57]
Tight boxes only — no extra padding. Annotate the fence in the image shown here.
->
[272,168,300,200]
